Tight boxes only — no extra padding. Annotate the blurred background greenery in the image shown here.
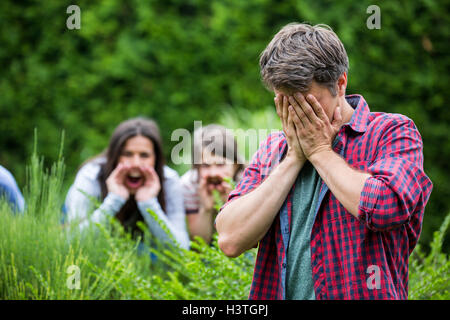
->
[0,0,448,252]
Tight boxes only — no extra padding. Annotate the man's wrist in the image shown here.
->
[284,150,306,169]
[308,146,335,166]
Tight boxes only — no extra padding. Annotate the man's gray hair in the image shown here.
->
[259,23,349,96]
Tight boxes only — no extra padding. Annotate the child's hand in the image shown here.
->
[198,175,216,213]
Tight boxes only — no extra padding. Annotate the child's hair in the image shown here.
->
[192,124,245,181]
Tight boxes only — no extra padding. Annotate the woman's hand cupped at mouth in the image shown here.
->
[106,163,132,200]
[134,165,161,202]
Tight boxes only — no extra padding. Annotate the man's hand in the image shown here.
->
[216,94,310,257]
[288,93,343,160]
[275,93,306,164]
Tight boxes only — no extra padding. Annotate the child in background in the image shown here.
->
[181,124,245,244]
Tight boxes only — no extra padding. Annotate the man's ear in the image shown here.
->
[337,72,347,97]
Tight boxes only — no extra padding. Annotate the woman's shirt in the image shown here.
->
[64,157,190,249]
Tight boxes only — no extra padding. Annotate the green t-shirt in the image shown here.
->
[285,161,322,300]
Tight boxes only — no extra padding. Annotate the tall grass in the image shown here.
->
[0,133,254,299]
[409,212,450,299]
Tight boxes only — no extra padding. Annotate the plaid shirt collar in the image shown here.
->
[344,94,370,133]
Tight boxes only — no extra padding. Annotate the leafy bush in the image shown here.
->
[409,212,450,299]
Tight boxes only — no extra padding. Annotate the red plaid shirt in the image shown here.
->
[220,94,433,299]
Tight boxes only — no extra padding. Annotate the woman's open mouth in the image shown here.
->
[125,172,144,189]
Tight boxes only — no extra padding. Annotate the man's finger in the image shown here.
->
[293,111,304,139]
[289,105,305,130]
[293,93,317,123]
[274,95,281,119]
[282,95,289,129]
[288,95,309,127]
[306,94,328,122]
[331,106,343,129]
[288,97,309,128]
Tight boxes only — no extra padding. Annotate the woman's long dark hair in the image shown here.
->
[97,117,166,235]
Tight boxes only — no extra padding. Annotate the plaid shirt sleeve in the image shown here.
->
[358,115,433,232]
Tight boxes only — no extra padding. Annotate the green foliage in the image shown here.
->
[211,177,236,212]
[212,189,223,212]
[149,235,255,300]
[409,212,450,299]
